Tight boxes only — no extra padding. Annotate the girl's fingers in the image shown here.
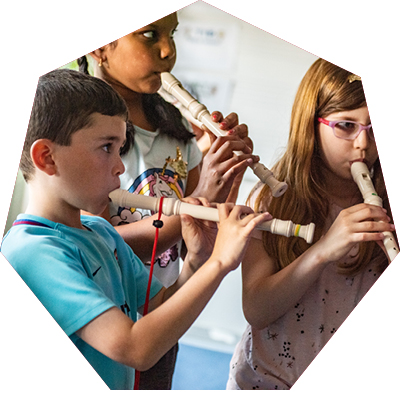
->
[341,204,391,227]
[226,123,249,140]
[210,111,224,123]
[212,158,253,187]
[355,220,395,234]
[209,136,253,158]
[211,111,239,130]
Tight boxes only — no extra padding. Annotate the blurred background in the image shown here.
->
[4,1,318,389]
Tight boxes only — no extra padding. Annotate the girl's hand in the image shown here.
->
[192,112,260,203]
[315,203,395,263]
[208,111,254,162]
[192,133,259,203]
[209,111,250,142]
[209,203,272,274]
[203,111,255,203]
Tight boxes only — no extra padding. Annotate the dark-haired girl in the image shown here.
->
[77,12,258,390]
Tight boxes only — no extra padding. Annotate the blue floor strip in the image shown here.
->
[172,343,233,390]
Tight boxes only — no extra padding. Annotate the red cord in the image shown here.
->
[134,197,164,390]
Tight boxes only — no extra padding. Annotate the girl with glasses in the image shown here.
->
[227,58,396,390]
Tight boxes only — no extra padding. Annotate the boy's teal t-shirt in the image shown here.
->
[1,214,163,390]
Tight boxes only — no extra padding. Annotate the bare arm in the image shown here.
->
[76,204,271,371]
[242,237,328,329]
[114,213,182,263]
[242,203,395,329]
[76,258,226,371]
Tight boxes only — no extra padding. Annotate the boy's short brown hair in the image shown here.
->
[20,68,128,181]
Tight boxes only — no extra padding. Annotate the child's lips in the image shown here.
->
[109,187,120,202]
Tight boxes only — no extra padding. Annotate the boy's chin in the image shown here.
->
[82,204,108,217]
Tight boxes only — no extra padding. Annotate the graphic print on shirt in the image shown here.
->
[110,167,184,268]
[164,146,188,181]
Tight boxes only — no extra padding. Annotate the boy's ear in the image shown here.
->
[30,139,58,176]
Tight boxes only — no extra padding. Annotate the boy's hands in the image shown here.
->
[179,199,271,279]
[209,203,272,274]
[180,197,218,271]
[77,200,271,372]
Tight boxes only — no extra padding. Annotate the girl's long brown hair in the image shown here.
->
[253,58,390,275]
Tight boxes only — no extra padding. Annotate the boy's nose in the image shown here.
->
[115,157,125,176]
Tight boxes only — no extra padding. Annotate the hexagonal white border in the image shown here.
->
[0,0,398,395]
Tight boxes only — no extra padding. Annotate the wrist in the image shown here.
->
[175,256,226,296]
[306,242,332,269]
[184,251,209,273]
[206,254,232,278]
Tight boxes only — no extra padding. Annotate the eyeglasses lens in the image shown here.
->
[333,122,373,140]
[333,122,359,139]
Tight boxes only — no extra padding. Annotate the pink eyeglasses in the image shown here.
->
[318,118,374,141]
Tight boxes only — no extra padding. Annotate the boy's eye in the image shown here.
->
[102,144,112,153]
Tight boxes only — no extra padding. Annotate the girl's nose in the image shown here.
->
[353,129,370,150]
[160,36,176,60]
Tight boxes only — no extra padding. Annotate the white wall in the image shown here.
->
[3,1,318,352]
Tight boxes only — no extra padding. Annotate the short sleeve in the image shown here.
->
[93,217,163,309]
[2,231,116,336]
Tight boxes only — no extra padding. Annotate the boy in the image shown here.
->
[0,69,270,390]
